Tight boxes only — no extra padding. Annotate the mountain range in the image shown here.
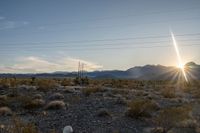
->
[0,62,200,80]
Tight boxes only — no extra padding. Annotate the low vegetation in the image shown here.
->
[49,93,64,100]
[82,86,102,96]
[154,105,192,133]
[24,99,45,109]
[126,99,160,119]
[45,100,66,110]
[0,77,199,132]
[0,106,12,116]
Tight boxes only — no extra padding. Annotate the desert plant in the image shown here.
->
[161,87,176,98]
[0,106,12,116]
[154,105,192,133]
[7,116,38,133]
[24,99,45,109]
[97,108,111,117]
[0,78,10,88]
[33,94,43,99]
[126,99,160,119]
[36,79,57,91]
[61,78,72,86]
[82,86,101,96]
[49,92,64,100]
[45,100,66,110]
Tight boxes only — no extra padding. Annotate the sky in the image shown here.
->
[0,0,200,73]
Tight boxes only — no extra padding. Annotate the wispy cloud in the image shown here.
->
[0,16,29,30]
[0,56,103,73]
[0,16,5,20]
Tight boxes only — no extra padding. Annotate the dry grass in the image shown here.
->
[61,78,72,86]
[33,94,43,99]
[36,79,57,91]
[24,99,45,109]
[45,100,66,110]
[6,116,38,133]
[82,86,102,96]
[126,99,160,119]
[161,87,176,98]
[154,105,192,133]
[49,92,64,100]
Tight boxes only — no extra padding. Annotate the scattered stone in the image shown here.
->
[63,125,73,133]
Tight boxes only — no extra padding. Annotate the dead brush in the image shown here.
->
[161,87,176,98]
[6,116,38,133]
[24,99,45,109]
[125,99,160,119]
[0,106,12,116]
[154,105,192,133]
[82,86,102,96]
[49,92,64,100]
[36,79,57,91]
[45,100,66,110]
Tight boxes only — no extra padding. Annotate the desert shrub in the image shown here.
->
[0,95,7,102]
[49,93,64,100]
[150,127,164,133]
[63,87,75,93]
[0,78,10,88]
[33,94,43,99]
[82,86,102,96]
[45,100,66,110]
[17,95,32,107]
[0,106,12,116]
[6,116,38,133]
[61,78,72,86]
[161,87,176,98]
[97,108,111,117]
[154,105,191,133]
[30,77,36,85]
[73,77,89,85]
[0,96,9,107]
[191,88,200,98]
[24,99,45,109]
[36,79,57,91]
[126,99,160,119]
[112,89,129,95]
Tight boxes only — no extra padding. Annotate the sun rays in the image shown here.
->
[170,31,188,82]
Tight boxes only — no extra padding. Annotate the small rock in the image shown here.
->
[63,125,73,133]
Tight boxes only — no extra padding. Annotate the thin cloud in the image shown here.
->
[0,16,29,30]
[0,16,5,20]
[0,56,103,73]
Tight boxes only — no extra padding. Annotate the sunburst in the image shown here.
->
[171,31,188,82]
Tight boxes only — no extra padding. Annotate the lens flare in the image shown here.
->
[171,32,188,82]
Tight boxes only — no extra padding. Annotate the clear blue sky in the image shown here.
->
[0,0,200,73]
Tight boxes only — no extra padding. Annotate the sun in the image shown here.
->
[177,63,185,69]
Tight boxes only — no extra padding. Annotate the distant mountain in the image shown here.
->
[0,62,200,80]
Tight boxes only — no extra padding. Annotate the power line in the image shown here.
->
[1,32,200,46]
[0,43,199,53]
[1,38,200,49]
